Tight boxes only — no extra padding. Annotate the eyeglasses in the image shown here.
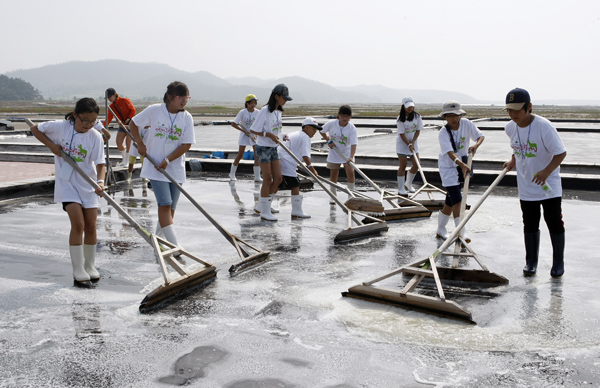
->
[177,95,191,100]
[77,115,98,126]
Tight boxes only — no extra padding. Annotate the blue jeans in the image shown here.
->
[150,180,181,209]
[256,145,279,163]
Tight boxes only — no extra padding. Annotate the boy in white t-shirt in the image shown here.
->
[277,117,321,219]
[320,105,358,204]
[436,101,485,242]
[502,88,567,278]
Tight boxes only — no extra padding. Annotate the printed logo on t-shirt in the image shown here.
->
[154,122,182,140]
[335,134,348,146]
[271,121,281,134]
[404,122,418,133]
[457,137,465,150]
[62,141,89,162]
[512,139,538,158]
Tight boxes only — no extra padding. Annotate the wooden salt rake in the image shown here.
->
[25,119,217,312]
[276,139,388,243]
[397,154,447,211]
[342,167,509,323]
[108,107,270,275]
[329,146,431,222]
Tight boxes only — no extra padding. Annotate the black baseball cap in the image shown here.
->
[505,88,530,110]
[272,84,292,101]
[106,88,116,98]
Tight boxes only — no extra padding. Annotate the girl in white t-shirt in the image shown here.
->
[130,81,195,250]
[436,101,484,241]
[30,98,106,288]
[229,94,261,182]
[250,84,292,221]
[320,105,358,203]
[396,96,423,195]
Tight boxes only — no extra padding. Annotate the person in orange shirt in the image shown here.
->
[103,88,136,167]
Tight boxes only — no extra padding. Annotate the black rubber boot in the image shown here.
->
[523,231,540,276]
[550,232,565,278]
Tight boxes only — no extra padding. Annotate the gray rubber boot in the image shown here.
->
[550,232,565,278]
[523,231,540,276]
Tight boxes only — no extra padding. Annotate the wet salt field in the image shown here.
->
[1,175,600,387]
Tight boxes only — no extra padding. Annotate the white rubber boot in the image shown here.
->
[291,195,310,219]
[260,197,277,221]
[329,187,337,204]
[229,164,237,181]
[126,171,132,182]
[406,172,417,193]
[69,245,92,288]
[270,194,279,213]
[253,166,263,182]
[155,222,165,238]
[162,224,185,264]
[254,193,261,214]
[436,212,451,239]
[83,243,100,282]
[397,176,408,195]
[454,217,471,243]
[118,150,128,167]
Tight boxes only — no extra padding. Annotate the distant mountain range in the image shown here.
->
[7,59,589,105]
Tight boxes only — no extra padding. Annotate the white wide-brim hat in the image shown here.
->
[439,100,466,117]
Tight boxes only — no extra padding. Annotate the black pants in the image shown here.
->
[520,197,564,234]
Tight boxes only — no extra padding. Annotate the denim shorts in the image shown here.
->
[256,145,279,163]
[443,184,463,207]
[150,180,181,209]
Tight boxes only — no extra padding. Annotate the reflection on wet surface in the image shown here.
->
[0,177,599,386]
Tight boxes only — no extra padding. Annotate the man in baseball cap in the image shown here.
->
[504,87,530,111]
[502,87,567,278]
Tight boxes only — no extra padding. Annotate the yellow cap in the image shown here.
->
[245,94,258,102]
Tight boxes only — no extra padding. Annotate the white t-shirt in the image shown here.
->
[321,119,358,164]
[38,120,105,203]
[129,126,149,158]
[437,118,484,187]
[396,114,423,154]
[251,107,282,147]
[278,130,312,177]
[505,115,566,201]
[234,108,259,146]
[132,103,195,183]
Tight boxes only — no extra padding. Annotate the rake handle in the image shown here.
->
[276,139,361,223]
[108,107,255,256]
[330,145,383,195]
[25,118,154,245]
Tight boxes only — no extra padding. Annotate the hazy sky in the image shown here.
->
[3,0,599,102]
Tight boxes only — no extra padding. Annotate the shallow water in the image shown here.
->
[0,177,599,387]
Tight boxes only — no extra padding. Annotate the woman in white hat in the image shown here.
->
[229,94,261,182]
[396,96,423,195]
[436,100,484,241]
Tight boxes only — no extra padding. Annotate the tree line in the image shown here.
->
[0,75,43,100]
